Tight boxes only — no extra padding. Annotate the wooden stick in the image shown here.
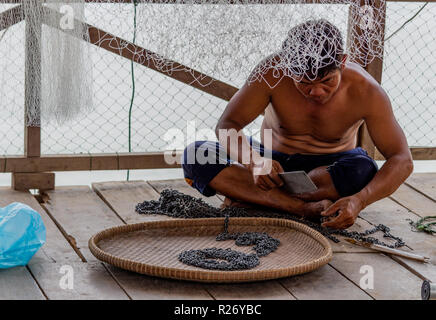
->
[345,238,430,263]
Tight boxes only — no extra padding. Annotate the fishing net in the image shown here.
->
[23,0,93,127]
[14,0,385,126]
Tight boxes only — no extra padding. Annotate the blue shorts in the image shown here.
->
[182,137,378,198]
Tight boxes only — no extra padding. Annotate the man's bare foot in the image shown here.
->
[220,197,256,209]
[299,199,333,218]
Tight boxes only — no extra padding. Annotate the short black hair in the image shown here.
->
[281,19,344,80]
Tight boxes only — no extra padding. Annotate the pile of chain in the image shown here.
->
[178,216,280,271]
[216,215,280,257]
[178,248,260,271]
[136,189,406,249]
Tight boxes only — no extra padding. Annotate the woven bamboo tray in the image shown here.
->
[89,217,332,283]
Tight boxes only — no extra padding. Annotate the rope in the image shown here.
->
[385,3,429,42]
[127,0,138,181]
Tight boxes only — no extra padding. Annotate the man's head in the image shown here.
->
[281,19,347,104]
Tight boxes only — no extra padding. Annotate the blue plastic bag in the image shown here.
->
[0,202,46,268]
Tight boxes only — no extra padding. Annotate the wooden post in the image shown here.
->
[16,0,53,191]
[24,0,41,157]
[348,0,386,158]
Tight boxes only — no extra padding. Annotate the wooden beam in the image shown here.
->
[1,151,182,173]
[1,147,430,174]
[349,0,386,158]
[375,147,436,160]
[409,147,436,160]
[42,6,238,102]
[2,0,434,3]
[12,172,55,191]
[0,5,24,32]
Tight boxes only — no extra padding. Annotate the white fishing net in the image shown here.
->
[22,0,93,127]
[13,0,385,126]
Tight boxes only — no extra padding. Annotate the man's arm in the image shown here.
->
[215,68,284,190]
[322,83,413,228]
[354,85,413,208]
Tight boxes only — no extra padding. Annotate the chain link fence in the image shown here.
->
[383,1,436,147]
[0,4,25,156]
[0,2,434,157]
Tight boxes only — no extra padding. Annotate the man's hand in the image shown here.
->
[249,158,284,191]
[320,196,365,229]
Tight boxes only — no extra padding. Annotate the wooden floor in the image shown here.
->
[1,173,435,300]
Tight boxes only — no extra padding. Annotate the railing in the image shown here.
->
[0,0,434,190]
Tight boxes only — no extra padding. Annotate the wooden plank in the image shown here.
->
[360,197,436,263]
[0,267,45,300]
[330,253,422,300]
[12,172,55,191]
[42,186,212,300]
[389,183,436,282]
[2,152,181,173]
[280,264,372,300]
[410,147,436,160]
[28,261,131,300]
[118,152,182,170]
[0,187,129,300]
[42,186,131,262]
[376,147,436,161]
[390,183,436,218]
[104,265,213,300]
[92,180,172,223]
[406,173,436,202]
[207,282,296,300]
[148,179,224,208]
[358,196,436,282]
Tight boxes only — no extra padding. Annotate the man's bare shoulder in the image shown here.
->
[343,62,390,112]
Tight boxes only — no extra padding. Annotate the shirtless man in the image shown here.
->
[182,20,413,229]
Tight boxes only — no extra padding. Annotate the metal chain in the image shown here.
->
[136,189,406,249]
[178,215,280,270]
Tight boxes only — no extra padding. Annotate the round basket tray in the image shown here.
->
[89,217,332,283]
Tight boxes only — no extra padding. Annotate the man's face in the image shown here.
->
[293,69,342,105]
